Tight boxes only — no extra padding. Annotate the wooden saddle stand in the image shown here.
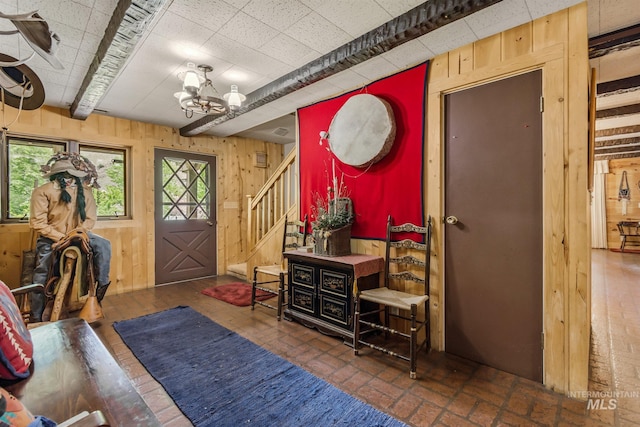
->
[43,229,103,323]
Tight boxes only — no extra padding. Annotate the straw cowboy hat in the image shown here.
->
[43,159,87,178]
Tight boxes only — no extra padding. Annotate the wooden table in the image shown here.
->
[284,250,384,342]
[2,318,160,426]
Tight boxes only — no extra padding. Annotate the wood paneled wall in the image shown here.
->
[421,4,588,394]
[606,158,640,248]
[0,105,283,294]
[0,3,590,396]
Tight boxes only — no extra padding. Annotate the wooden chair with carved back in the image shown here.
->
[251,214,308,320]
[353,214,432,379]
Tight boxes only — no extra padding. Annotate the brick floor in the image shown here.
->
[90,249,638,426]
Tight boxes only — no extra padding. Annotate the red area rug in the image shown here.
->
[610,248,640,254]
[201,282,275,307]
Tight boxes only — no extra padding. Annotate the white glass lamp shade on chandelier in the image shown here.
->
[174,63,246,119]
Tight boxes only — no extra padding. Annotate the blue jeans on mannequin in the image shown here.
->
[31,232,111,321]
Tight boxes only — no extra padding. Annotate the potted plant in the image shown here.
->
[310,167,354,256]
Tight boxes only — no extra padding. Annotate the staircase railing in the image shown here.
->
[247,149,297,250]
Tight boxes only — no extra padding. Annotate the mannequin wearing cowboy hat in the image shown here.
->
[29,158,111,322]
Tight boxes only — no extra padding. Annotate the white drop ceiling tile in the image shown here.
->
[92,0,118,15]
[262,97,300,115]
[0,40,19,59]
[233,75,266,94]
[525,0,582,20]
[0,0,17,13]
[202,34,291,78]
[418,19,478,55]
[242,0,312,32]
[43,82,65,106]
[128,34,186,71]
[465,0,530,40]
[68,63,89,83]
[213,64,260,90]
[152,12,214,48]
[73,0,96,8]
[382,39,433,69]
[298,0,329,11]
[0,17,14,32]
[350,56,398,82]
[125,105,179,129]
[168,0,239,32]
[50,42,76,63]
[214,113,272,136]
[284,11,352,53]
[211,120,256,137]
[263,62,295,80]
[62,86,81,106]
[302,77,342,100]
[112,72,172,104]
[31,65,70,86]
[218,11,280,49]
[48,21,84,50]
[73,49,94,69]
[260,33,320,67]
[322,68,369,92]
[78,31,101,54]
[594,0,640,35]
[224,0,251,8]
[587,0,601,37]
[375,0,425,17]
[308,0,391,38]
[85,8,110,37]
[290,85,329,107]
[27,0,91,32]
[26,48,72,71]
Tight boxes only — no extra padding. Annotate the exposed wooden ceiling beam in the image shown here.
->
[595,124,640,137]
[596,103,640,119]
[595,144,640,154]
[595,136,640,147]
[597,75,640,96]
[70,0,169,119]
[591,24,640,160]
[179,0,503,137]
[594,151,640,160]
[589,23,640,59]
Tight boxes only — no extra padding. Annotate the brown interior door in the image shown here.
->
[444,70,543,382]
[154,149,217,285]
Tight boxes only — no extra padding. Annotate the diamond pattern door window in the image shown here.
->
[162,157,211,220]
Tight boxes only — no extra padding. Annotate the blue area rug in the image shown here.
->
[113,306,406,427]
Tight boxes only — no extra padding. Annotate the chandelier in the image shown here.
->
[174,63,246,119]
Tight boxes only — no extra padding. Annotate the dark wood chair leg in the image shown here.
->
[384,305,390,339]
[251,267,258,310]
[277,272,285,321]
[410,304,417,379]
[353,294,361,355]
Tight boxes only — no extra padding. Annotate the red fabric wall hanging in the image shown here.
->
[298,61,428,240]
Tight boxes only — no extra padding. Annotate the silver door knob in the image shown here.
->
[445,216,458,225]
[207,221,214,226]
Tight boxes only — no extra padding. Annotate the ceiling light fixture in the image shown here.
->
[174,63,246,119]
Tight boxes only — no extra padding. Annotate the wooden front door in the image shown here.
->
[154,149,217,285]
[444,70,543,382]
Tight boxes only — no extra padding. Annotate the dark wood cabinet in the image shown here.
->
[284,251,383,342]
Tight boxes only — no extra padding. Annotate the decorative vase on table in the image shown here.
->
[311,196,354,257]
